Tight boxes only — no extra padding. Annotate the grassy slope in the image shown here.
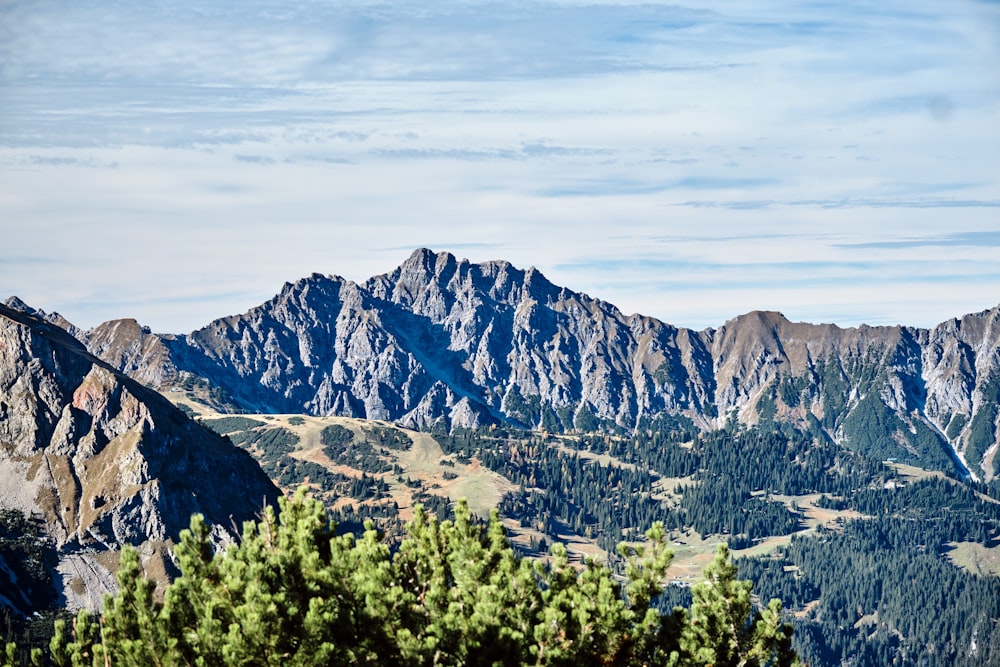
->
[174,394,873,575]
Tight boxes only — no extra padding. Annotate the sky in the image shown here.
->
[1,0,999,334]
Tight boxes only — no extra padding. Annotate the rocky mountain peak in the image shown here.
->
[3,295,34,314]
[50,251,1000,482]
[0,303,280,610]
[4,295,81,338]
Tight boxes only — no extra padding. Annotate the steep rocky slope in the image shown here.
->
[19,249,1000,482]
[0,303,280,612]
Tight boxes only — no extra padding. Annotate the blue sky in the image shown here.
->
[1,0,998,332]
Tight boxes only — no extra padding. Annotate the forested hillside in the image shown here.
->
[190,412,1000,667]
[3,399,999,665]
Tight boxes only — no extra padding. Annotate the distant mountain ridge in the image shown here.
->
[10,248,1000,482]
[0,302,280,613]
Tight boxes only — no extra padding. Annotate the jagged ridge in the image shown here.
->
[15,248,1000,482]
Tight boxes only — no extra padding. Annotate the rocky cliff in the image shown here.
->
[18,249,1000,483]
[0,303,280,612]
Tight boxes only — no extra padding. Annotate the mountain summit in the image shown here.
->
[20,249,1000,482]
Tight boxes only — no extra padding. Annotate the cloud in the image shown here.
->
[537,176,780,198]
[838,231,1000,249]
[234,154,276,164]
[372,142,609,162]
[675,177,777,190]
[536,179,670,198]
[679,198,1000,210]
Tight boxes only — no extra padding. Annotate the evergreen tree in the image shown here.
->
[673,545,796,667]
[27,490,796,667]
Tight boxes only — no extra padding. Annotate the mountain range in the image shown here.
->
[4,248,1000,666]
[18,248,996,483]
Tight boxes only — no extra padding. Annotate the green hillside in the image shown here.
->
[186,400,1000,667]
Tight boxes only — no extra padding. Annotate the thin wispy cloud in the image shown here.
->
[680,198,1000,210]
[839,232,1000,249]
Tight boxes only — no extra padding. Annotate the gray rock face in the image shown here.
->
[0,303,280,610]
[22,249,1000,482]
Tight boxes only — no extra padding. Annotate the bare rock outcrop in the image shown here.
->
[0,303,280,611]
[21,249,998,481]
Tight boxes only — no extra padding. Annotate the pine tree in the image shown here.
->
[672,544,798,667]
[30,490,798,667]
